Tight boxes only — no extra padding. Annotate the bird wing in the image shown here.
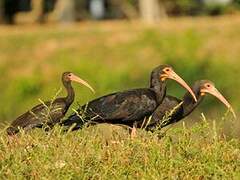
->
[85,88,157,122]
[10,103,49,129]
[147,95,183,129]
[9,99,67,130]
[64,88,157,127]
[48,98,68,125]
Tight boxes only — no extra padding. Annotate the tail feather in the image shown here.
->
[6,126,19,136]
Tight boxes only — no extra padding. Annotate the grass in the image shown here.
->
[0,15,240,178]
[0,118,239,179]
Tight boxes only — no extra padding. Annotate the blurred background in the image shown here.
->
[0,0,239,134]
[1,0,240,24]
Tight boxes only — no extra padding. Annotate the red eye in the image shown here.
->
[206,84,211,88]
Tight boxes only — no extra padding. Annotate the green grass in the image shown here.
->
[0,119,239,179]
[0,16,240,178]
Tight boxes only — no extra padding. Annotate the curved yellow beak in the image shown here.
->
[70,74,95,93]
[201,87,236,119]
[161,69,197,102]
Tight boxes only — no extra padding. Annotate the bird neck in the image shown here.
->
[182,87,203,117]
[64,81,75,106]
[150,73,166,104]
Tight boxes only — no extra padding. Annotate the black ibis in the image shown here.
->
[6,72,95,135]
[146,80,236,131]
[61,65,197,130]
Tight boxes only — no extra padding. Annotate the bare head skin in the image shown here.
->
[159,65,197,102]
[62,72,95,93]
[199,80,236,119]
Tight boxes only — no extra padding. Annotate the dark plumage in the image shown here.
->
[146,80,236,131]
[61,65,196,130]
[6,72,94,135]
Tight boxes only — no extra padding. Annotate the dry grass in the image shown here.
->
[0,119,240,179]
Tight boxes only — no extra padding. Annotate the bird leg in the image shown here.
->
[130,122,137,139]
[7,134,20,147]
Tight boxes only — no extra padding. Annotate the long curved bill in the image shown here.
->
[166,70,197,102]
[202,87,236,119]
[70,74,95,93]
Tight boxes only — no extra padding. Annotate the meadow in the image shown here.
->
[0,15,240,178]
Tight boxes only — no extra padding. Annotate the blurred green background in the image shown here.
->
[0,15,239,127]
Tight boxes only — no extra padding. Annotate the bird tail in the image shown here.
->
[6,126,19,136]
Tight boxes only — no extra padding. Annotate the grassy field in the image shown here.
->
[0,120,240,179]
[0,15,240,178]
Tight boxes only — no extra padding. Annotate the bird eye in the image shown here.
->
[165,68,170,72]
[68,74,72,77]
[206,84,211,88]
